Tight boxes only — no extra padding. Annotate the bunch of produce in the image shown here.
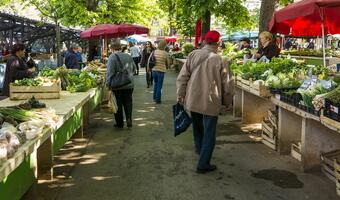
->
[42,67,100,92]
[182,43,195,56]
[87,60,106,69]
[12,78,42,86]
[17,96,46,110]
[12,77,59,87]
[298,83,333,109]
[281,49,333,57]
[0,106,60,162]
[265,72,302,89]
[325,86,340,105]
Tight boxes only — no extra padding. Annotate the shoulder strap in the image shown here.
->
[114,53,125,72]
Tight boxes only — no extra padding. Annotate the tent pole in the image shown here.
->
[321,10,326,67]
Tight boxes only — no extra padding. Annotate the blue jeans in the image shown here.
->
[191,112,218,169]
[152,71,165,103]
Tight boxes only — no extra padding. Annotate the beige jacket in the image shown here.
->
[176,45,234,116]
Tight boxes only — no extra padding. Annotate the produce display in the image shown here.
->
[281,49,340,58]
[12,76,59,87]
[232,58,339,116]
[0,106,59,162]
[40,67,101,92]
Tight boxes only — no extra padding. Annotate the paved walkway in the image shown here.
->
[33,69,338,200]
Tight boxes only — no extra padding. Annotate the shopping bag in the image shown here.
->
[172,103,192,136]
[108,91,118,113]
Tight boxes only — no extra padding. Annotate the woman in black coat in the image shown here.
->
[2,43,35,97]
[140,41,154,88]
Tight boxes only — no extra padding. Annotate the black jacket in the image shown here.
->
[2,55,32,97]
[140,48,154,68]
[257,42,280,60]
[65,50,80,69]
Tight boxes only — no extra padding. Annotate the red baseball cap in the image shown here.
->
[205,30,221,44]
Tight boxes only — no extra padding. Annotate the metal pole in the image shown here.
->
[321,10,326,67]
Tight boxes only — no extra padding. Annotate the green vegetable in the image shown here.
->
[12,78,42,86]
[0,107,40,122]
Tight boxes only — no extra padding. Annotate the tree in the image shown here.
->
[182,0,251,41]
[258,0,294,33]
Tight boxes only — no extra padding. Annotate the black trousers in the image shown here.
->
[133,57,140,75]
[113,89,134,127]
[146,71,153,87]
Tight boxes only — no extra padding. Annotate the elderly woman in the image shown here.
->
[152,40,169,104]
[256,31,280,61]
[2,43,36,97]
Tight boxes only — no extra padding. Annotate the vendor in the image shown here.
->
[256,31,280,61]
[65,44,80,70]
[240,38,252,50]
[2,43,36,97]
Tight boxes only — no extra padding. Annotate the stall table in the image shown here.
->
[0,87,103,200]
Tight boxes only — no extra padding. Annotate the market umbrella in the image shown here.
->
[80,24,149,39]
[165,36,177,43]
[269,0,340,66]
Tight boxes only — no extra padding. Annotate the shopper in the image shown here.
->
[152,40,169,104]
[2,43,36,97]
[140,41,154,88]
[129,42,141,75]
[106,40,136,128]
[65,44,80,70]
[176,31,234,174]
[256,31,280,61]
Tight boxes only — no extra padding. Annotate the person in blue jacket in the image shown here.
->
[65,44,80,70]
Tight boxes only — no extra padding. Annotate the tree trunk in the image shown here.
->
[168,2,175,36]
[86,0,97,11]
[201,10,211,43]
[55,24,62,66]
[259,0,277,33]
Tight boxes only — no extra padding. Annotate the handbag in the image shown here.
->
[147,51,156,69]
[172,103,192,136]
[109,54,132,89]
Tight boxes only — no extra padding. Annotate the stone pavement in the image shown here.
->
[27,69,339,200]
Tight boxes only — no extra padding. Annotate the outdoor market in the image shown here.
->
[0,0,340,199]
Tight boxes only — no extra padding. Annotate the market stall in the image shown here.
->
[0,61,105,200]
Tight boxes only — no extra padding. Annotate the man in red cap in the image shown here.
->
[176,30,234,173]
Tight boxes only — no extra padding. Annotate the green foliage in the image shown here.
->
[182,43,195,56]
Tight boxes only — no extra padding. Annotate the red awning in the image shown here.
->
[165,37,177,43]
[80,24,149,39]
[269,0,340,37]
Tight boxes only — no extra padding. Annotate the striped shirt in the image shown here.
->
[152,49,169,73]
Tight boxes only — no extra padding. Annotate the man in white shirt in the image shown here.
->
[129,42,141,75]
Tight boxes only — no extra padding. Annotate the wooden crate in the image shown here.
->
[261,119,277,150]
[268,109,278,128]
[236,76,251,91]
[9,82,61,100]
[335,161,340,197]
[320,150,340,183]
[250,81,271,97]
[291,143,302,161]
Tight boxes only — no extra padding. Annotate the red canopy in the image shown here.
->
[165,36,177,43]
[80,24,149,39]
[269,0,340,37]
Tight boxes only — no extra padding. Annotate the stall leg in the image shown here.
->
[82,102,90,133]
[233,87,242,118]
[242,91,274,124]
[301,118,340,172]
[37,135,53,180]
[278,107,302,155]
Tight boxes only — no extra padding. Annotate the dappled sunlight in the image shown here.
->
[241,123,262,132]
[133,117,147,121]
[137,121,163,127]
[91,176,119,181]
[79,153,107,165]
[144,102,156,105]
[137,106,156,113]
[48,182,75,189]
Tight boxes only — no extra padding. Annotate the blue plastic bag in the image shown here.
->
[172,103,192,136]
